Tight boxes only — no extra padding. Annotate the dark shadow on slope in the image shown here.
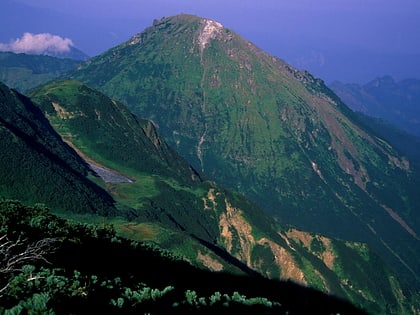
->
[51,233,368,315]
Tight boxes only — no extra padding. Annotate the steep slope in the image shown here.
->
[350,112,420,166]
[29,80,201,185]
[0,81,115,215]
[330,76,420,138]
[330,76,420,164]
[27,80,415,314]
[68,14,420,289]
[0,200,369,315]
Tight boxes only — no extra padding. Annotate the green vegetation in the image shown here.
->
[0,52,80,92]
[67,14,420,293]
[29,80,201,187]
[0,200,367,315]
[1,19,419,312]
[0,82,116,215]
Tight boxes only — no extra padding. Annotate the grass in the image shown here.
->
[105,174,160,208]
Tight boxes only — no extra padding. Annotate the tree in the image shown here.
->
[0,235,56,295]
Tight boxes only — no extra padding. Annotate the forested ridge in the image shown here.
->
[0,81,116,216]
[0,201,367,314]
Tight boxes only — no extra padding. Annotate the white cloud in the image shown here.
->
[0,32,74,54]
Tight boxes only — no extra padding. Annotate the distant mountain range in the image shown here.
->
[330,76,420,138]
[0,14,419,314]
[0,51,83,92]
[330,77,420,165]
[44,46,89,61]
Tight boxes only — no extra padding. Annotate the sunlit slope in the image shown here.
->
[28,80,415,314]
[68,14,420,288]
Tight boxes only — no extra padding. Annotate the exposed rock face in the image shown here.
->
[197,19,224,52]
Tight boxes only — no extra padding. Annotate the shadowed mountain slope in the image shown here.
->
[0,200,370,315]
[330,76,420,138]
[0,81,115,215]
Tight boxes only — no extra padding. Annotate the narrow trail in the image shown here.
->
[197,34,208,173]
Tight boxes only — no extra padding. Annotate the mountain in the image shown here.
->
[67,14,420,291]
[22,80,414,313]
[1,200,371,315]
[330,76,420,138]
[0,81,115,215]
[350,112,420,166]
[0,51,81,92]
[43,46,89,61]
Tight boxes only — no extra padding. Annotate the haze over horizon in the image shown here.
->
[1,0,420,83]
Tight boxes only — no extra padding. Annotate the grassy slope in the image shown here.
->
[0,52,80,93]
[67,15,420,289]
[26,80,415,314]
[0,82,115,215]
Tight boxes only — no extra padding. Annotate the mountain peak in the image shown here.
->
[127,14,226,52]
[69,15,420,290]
[197,18,224,51]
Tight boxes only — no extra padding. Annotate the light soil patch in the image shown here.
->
[51,102,84,119]
[203,188,218,210]
[198,19,223,52]
[286,229,313,248]
[286,229,336,270]
[258,237,307,285]
[319,236,335,270]
[197,250,224,272]
[219,199,255,266]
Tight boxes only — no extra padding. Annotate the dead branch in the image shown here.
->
[0,234,57,295]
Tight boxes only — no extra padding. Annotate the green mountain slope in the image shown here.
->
[0,52,81,93]
[29,80,201,186]
[26,80,416,314]
[67,14,420,289]
[0,81,115,215]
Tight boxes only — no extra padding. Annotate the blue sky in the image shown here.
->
[1,0,420,83]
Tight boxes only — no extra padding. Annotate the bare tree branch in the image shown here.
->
[0,234,57,295]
